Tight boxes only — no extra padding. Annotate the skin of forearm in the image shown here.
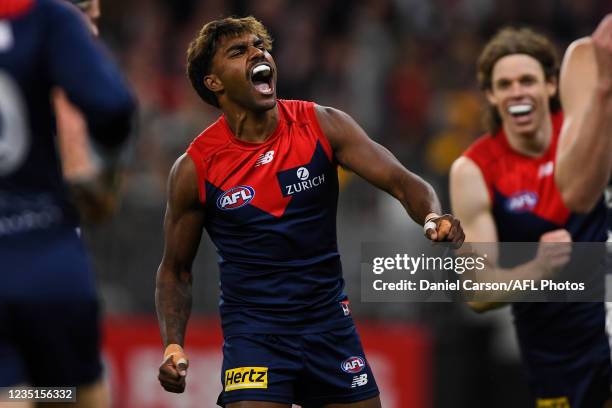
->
[155,267,193,347]
[392,171,442,224]
[557,85,612,212]
[465,258,551,303]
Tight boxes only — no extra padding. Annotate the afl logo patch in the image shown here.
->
[341,356,366,374]
[217,186,255,210]
[505,191,538,213]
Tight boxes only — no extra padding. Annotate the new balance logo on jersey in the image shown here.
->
[538,161,554,178]
[255,150,274,167]
[351,374,368,388]
[217,186,255,210]
[284,167,325,196]
[340,300,351,316]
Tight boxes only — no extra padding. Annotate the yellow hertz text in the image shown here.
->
[224,367,268,392]
[536,396,570,408]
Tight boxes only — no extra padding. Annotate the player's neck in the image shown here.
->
[503,115,552,158]
[223,105,279,144]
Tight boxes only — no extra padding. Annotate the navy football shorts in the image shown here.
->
[0,227,103,387]
[527,356,610,408]
[0,300,103,387]
[217,325,379,407]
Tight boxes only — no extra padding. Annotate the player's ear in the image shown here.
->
[204,74,224,93]
[546,77,557,98]
[485,89,498,107]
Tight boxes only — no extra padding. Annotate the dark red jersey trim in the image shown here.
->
[0,0,34,18]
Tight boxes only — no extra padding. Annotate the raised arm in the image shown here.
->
[555,15,612,213]
[315,105,464,244]
[155,153,205,393]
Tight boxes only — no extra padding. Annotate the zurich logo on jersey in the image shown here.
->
[217,186,255,210]
[341,356,366,374]
[505,191,538,213]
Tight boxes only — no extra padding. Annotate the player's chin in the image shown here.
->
[251,95,277,112]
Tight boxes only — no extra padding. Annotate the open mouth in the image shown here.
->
[507,104,533,117]
[250,63,274,95]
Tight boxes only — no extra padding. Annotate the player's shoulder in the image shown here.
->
[276,99,318,126]
[37,0,80,20]
[278,98,313,112]
[188,116,232,160]
[450,155,483,182]
[170,153,196,179]
[167,153,201,207]
[464,133,504,161]
[0,0,82,24]
[15,0,89,33]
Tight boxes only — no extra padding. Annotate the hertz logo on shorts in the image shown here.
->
[224,367,268,391]
[536,397,570,408]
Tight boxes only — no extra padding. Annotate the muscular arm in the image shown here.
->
[450,157,503,312]
[555,21,612,212]
[450,157,571,312]
[155,154,205,347]
[314,105,441,225]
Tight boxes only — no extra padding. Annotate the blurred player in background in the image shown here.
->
[0,0,134,407]
[155,16,464,407]
[56,0,123,224]
[450,26,611,407]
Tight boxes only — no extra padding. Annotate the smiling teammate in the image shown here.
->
[450,27,611,407]
[155,16,464,407]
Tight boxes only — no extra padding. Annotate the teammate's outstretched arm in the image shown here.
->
[450,157,572,313]
[314,105,464,244]
[555,14,612,213]
[450,156,504,312]
[155,154,205,393]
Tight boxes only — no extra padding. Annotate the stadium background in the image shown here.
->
[81,0,611,406]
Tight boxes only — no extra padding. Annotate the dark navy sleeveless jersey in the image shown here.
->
[464,112,610,403]
[187,100,352,336]
[0,0,134,300]
[0,0,134,237]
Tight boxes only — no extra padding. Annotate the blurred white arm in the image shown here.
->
[555,17,612,213]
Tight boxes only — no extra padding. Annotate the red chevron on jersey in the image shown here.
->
[464,112,569,226]
[187,99,334,219]
[0,0,34,18]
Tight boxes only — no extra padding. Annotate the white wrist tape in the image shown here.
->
[423,220,437,233]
